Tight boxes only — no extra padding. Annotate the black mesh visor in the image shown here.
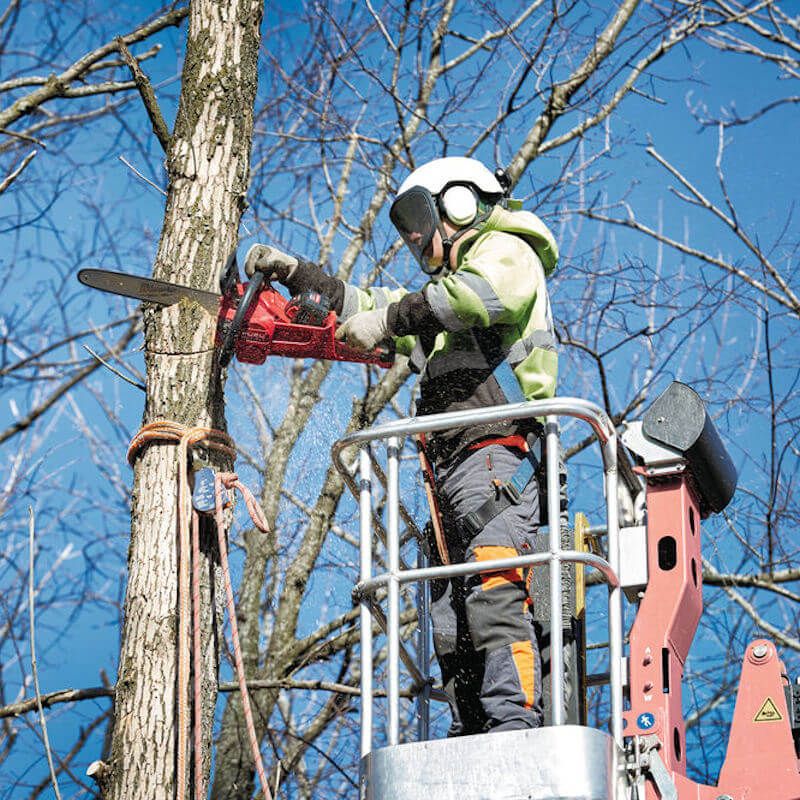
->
[389,187,439,268]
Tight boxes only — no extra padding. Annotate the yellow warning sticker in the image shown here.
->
[754,697,783,722]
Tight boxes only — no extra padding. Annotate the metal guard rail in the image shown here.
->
[331,397,623,756]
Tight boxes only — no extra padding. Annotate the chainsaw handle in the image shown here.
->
[219,271,265,367]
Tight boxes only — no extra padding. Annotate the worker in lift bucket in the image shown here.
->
[245,156,559,735]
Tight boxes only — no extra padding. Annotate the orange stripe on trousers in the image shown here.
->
[474,545,523,591]
[510,640,536,709]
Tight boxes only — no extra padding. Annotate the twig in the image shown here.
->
[581,208,797,314]
[0,686,113,720]
[0,319,139,447]
[218,678,415,698]
[364,0,397,53]
[0,148,36,194]
[704,558,800,652]
[30,709,111,799]
[118,155,167,196]
[82,343,146,391]
[0,676,416,720]
[645,143,800,314]
[0,313,137,377]
[115,37,171,151]
[28,507,63,800]
[0,127,45,147]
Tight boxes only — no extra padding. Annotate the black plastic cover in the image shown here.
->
[642,381,737,517]
[285,291,331,326]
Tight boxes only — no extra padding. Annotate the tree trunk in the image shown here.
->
[106,0,262,797]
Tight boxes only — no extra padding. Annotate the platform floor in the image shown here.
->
[360,724,624,800]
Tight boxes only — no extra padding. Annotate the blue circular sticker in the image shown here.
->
[637,712,655,730]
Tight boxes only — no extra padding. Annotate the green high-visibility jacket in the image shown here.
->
[339,205,559,463]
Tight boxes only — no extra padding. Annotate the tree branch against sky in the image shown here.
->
[0,1,797,797]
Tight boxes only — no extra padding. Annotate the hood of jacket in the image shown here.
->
[462,204,559,276]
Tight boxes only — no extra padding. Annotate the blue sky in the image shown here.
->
[1,1,798,795]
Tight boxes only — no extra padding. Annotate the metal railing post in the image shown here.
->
[416,547,431,742]
[359,449,373,758]
[386,437,400,745]
[604,439,624,746]
[545,416,565,725]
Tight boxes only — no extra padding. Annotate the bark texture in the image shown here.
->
[107,0,263,797]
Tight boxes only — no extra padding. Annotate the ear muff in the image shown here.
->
[439,185,478,226]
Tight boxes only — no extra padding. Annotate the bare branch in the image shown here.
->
[507,0,641,181]
[118,155,168,196]
[440,1,544,73]
[0,148,36,194]
[0,5,187,133]
[364,0,397,53]
[81,344,146,391]
[646,143,800,313]
[0,320,139,446]
[703,561,800,602]
[705,558,800,651]
[581,208,797,314]
[539,13,705,156]
[115,37,171,152]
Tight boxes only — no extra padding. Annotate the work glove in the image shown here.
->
[244,244,298,284]
[335,308,391,352]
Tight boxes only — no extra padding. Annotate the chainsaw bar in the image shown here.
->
[78,268,221,313]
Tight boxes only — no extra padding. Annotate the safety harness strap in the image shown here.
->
[493,356,525,403]
[462,452,536,536]
[491,359,537,502]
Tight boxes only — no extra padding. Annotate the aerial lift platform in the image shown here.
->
[332,382,800,800]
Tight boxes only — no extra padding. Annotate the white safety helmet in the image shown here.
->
[390,156,508,274]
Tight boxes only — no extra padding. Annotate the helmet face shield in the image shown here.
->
[389,186,441,273]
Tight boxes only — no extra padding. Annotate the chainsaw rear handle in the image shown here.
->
[219,270,265,367]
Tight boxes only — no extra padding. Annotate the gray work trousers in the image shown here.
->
[429,443,544,736]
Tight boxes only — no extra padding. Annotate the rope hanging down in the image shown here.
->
[128,422,272,800]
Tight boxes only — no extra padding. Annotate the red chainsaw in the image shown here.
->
[78,256,395,369]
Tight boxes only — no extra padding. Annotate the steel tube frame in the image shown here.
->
[545,416,565,724]
[359,450,373,758]
[354,549,619,596]
[334,397,623,757]
[416,546,431,742]
[386,438,400,745]
[332,399,613,458]
[603,438,624,745]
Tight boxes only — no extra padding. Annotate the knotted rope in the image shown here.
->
[128,421,272,800]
